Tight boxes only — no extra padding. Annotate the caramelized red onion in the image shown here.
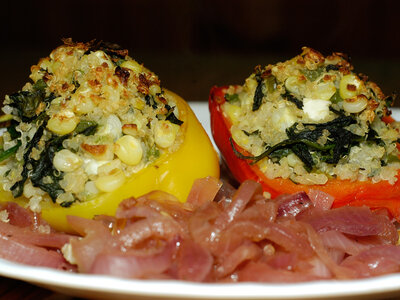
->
[0,202,75,270]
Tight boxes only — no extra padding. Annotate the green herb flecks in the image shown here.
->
[145,144,160,162]
[329,90,343,104]
[302,66,324,82]
[115,59,126,67]
[0,141,21,163]
[224,93,240,104]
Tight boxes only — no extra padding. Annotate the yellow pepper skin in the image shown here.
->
[1,90,219,232]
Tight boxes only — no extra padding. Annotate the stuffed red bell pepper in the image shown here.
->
[209,47,400,220]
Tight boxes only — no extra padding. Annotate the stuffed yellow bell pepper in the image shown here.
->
[0,39,219,232]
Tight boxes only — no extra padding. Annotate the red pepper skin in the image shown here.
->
[209,85,400,220]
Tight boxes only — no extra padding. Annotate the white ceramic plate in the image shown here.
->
[0,103,400,300]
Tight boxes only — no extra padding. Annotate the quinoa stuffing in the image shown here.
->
[223,47,400,185]
[0,39,184,209]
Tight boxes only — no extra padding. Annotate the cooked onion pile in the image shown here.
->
[2,178,399,282]
[0,202,74,270]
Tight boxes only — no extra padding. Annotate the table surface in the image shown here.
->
[0,276,70,299]
[0,275,400,300]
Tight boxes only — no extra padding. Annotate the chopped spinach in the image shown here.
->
[8,79,55,122]
[60,201,74,208]
[33,79,47,91]
[7,120,20,140]
[252,74,265,111]
[291,143,314,171]
[385,94,396,108]
[75,120,98,136]
[231,115,364,171]
[286,116,360,165]
[166,111,183,126]
[8,115,99,202]
[145,94,158,109]
[268,148,291,160]
[72,77,80,93]
[10,124,46,198]
[165,106,183,126]
[29,135,68,202]
[85,40,128,63]
[284,91,303,109]
[366,128,381,143]
[243,129,259,136]
[325,64,340,72]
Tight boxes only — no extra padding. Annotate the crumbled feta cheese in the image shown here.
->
[303,98,330,121]
[83,158,108,176]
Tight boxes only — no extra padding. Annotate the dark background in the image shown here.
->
[1,0,399,103]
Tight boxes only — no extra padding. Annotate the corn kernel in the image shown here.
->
[245,77,258,92]
[133,98,145,110]
[97,159,122,176]
[47,110,79,135]
[120,60,142,74]
[339,74,364,99]
[154,120,180,148]
[285,76,306,96]
[231,126,250,149]
[149,84,161,95]
[222,102,241,124]
[312,82,336,101]
[70,87,95,115]
[342,94,368,114]
[287,153,302,167]
[95,169,126,192]
[53,149,82,172]
[114,135,143,165]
